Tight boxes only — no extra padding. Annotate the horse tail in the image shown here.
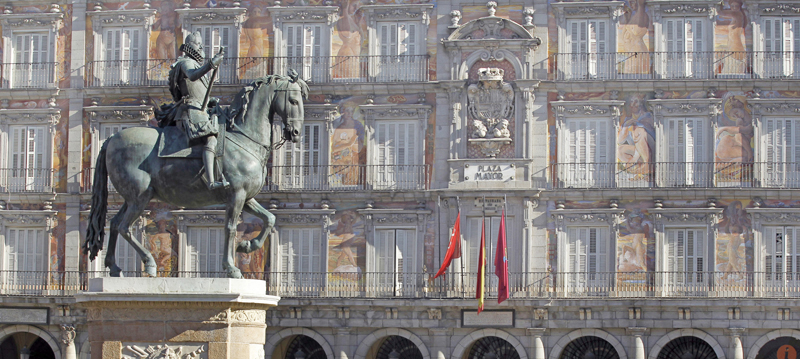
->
[84,141,110,261]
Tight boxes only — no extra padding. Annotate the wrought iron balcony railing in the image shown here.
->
[549,162,800,189]
[0,168,54,193]
[266,164,429,191]
[0,62,59,88]
[553,51,800,80]
[85,55,430,87]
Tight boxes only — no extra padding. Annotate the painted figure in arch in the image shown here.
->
[717,0,748,74]
[334,0,366,78]
[618,213,650,272]
[618,95,654,177]
[619,0,650,74]
[330,101,365,186]
[716,95,753,164]
[154,0,178,60]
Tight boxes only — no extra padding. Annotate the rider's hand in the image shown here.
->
[211,52,224,67]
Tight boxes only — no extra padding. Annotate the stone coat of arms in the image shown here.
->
[467,67,514,157]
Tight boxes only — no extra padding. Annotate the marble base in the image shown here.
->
[75,277,280,359]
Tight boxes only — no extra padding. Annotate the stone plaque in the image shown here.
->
[0,307,48,324]
[464,163,514,181]
[461,309,515,328]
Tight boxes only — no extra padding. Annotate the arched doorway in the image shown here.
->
[0,332,56,359]
[756,336,800,359]
[374,336,423,359]
[467,336,521,359]
[559,336,620,359]
[656,336,718,359]
[284,335,327,359]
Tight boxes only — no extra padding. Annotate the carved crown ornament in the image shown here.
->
[360,4,433,26]
[646,99,722,119]
[0,12,64,31]
[551,1,625,21]
[86,105,154,126]
[0,108,61,127]
[176,7,247,28]
[88,8,157,32]
[268,6,339,26]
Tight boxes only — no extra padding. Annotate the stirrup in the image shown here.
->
[208,180,230,190]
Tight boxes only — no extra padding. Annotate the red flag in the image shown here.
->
[476,218,486,313]
[495,210,509,303]
[434,212,462,279]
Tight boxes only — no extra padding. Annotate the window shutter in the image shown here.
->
[209,228,223,274]
[116,233,138,273]
[785,19,795,75]
[279,228,293,273]
[5,229,17,271]
[764,19,779,52]
[595,120,607,164]
[376,229,393,273]
[467,218,483,273]
[399,23,417,56]
[765,226,776,277]
[567,227,578,273]
[666,229,677,273]
[286,25,297,58]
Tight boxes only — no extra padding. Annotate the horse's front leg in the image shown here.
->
[237,198,276,253]
[223,191,246,279]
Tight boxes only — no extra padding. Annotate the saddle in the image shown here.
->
[157,112,227,159]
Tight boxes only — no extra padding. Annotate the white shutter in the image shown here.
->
[8,126,46,190]
[784,19,795,75]
[278,228,294,273]
[466,218,483,273]
[399,23,417,56]
[187,227,224,275]
[104,29,120,61]
[379,23,399,57]
[376,229,393,273]
[286,25,299,58]
[5,228,45,272]
[587,20,608,77]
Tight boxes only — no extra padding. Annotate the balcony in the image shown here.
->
[85,55,430,88]
[553,51,800,80]
[0,168,54,193]
[0,62,59,88]
[266,164,429,192]
[549,162,800,189]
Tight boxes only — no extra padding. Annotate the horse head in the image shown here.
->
[270,69,308,143]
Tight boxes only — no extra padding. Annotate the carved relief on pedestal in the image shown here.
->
[467,67,513,157]
[122,344,206,359]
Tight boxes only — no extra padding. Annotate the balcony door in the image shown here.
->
[561,118,610,188]
[7,126,47,192]
[565,19,609,79]
[3,228,46,294]
[192,25,234,84]
[101,27,144,85]
[665,117,709,187]
[284,24,326,82]
[563,227,608,295]
[465,217,501,296]
[375,22,421,81]
[277,227,323,295]
[11,32,52,88]
[373,121,419,190]
[374,228,417,296]
[185,226,225,277]
[663,18,707,78]
[279,123,323,190]
[763,117,800,187]
[761,18,800,78]
[663,228,707,293]
[763,226,800,294]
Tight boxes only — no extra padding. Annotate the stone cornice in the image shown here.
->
[646,0,722,20]
[551,100,624,119]
[268,6,339,26]
[748,99,800,116]
[0,210,57,228]
[551,208,625,226]
[85,105,153,125]
[359,104,431,120]
[551,1,624,20]
[757,3,800,15]
[650,207,723,226]
[87,8,157,32]
[176,7,247,28]
[0,108,61,127]
[646,98,722,118]
[360,4,434,26]
[747,207,800,225]
[357,208,432,223]
[271,209,336,225]
[0,12,64,30]
[172,210,227,225]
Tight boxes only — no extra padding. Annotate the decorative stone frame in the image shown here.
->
[647,98,721,185]
[746,207,800,291]
[268,208,335,275]
[647,0,721,68]
[0,210,58,272]
[87,8,157,63]
[360,104,431,182]
[360,4,433,58]
[357,208,431,275]
[551,208,625,275]
[0,10,63,64]
[748,2,800,53]
[85,105,153,165]
[551,1,624,59]
[549,329,628,359]
[748,98,800,185]
[175,6,247,62]
[0,108,61,177]
[551,100,623,177]
[647,329,726,359]
[268,6,338,60]
[354,328,432,359]
[265,328,335,359]
[650,207,722,275]
[0,324,62,359]
[173,210,226,273]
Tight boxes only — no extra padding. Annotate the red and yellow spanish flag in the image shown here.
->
[476,218,486,314]
[434,211,462,279]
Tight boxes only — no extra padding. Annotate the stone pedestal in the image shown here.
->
[75,277,279,359]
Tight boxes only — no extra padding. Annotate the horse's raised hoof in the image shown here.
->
[236,240,254,253]
[144,263,157,278]
[226,266,243,279]
[108,264,123,277]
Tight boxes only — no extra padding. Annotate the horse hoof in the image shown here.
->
[108,264,123,277]
[227,267,243,279]
[236,240,253,253]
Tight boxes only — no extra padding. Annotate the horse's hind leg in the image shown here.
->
[117,189,157,277]
[104,203,127,277]
[237,198,275,253]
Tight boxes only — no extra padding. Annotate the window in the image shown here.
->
[663,18,707,77]
[10,32,54,88]
[276,227,323,294]
[6,126,47,192]
[465,217,501,293]
[278,123,323,190]
[763,226,800,287]
[285,24,325,82]
[374,228,417,295]
[664,228,706,287]
[665,118,709,186]
[192,25,234,83]
[566,19,609,79]
[763,117,800,186]
[761,18,800,77]
[561,118,610,187]
[3,227,46,293]
[373,121,419,189]
[99,27,146,85]
[185,226,224,277]
[375,22,422,81]
[564,227,608,293]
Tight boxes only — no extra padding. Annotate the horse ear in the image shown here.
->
[287,68,299,83]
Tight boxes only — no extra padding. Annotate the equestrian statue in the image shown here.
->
[83,31,308,278]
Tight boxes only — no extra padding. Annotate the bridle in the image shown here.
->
[270,79,303,150]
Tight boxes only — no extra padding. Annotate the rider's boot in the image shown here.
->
[204,136,229,190]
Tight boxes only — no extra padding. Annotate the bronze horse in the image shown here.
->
[84,74,308,278]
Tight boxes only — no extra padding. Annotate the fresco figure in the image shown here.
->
[718,201,750,278]
[716,95,753,164]
[333,0,366,78]
[330,101,365,187]
[154,1,177,60]
[717,0,748,74]
[618,95,654,176]
[146,219,176,273]
[619,0,650,74]
[618,214,650,272]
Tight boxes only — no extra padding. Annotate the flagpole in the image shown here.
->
[482,195,486,305]
[457,196,464,298]
[437,194,441,293]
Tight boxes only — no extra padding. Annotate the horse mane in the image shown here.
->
[229,74,309,125]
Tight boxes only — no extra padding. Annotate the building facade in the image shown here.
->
[0,0,800,358]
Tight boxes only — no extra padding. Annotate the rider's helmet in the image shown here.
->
[179,31,205,62]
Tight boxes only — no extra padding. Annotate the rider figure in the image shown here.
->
[171,31,229,190]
